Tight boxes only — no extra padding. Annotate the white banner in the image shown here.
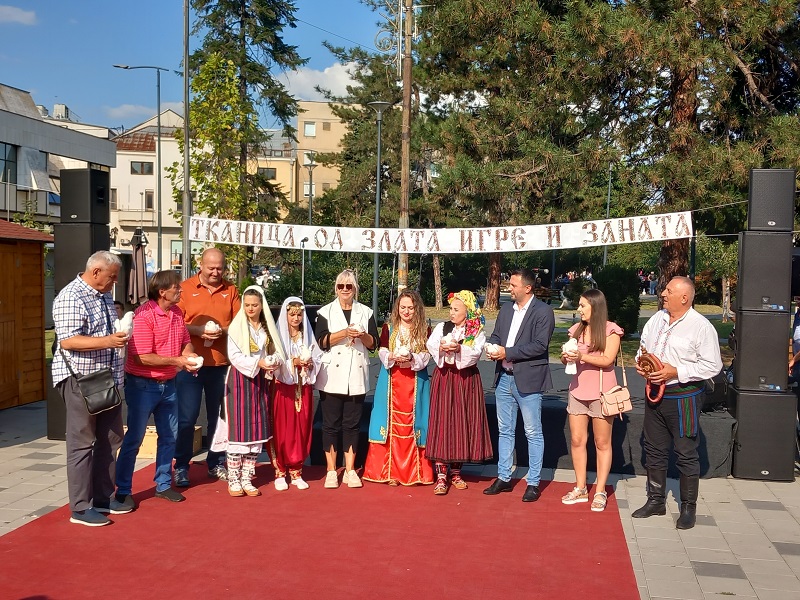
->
[189,211,692,254]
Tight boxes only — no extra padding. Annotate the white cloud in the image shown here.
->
[282,62,356,101]
[0,5,36,25]
[104,104,154,121]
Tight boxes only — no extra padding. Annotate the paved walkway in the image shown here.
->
[2,388,799,600]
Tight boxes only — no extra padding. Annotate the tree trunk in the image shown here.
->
[484,253,501,311]
[433,254,443,309]
[721,275,730,323]
[656,239,690,308]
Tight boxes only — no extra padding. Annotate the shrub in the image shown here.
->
[563,277,594,307]
[594,265,641,338]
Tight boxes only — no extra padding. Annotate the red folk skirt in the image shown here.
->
[269,380,313,473]
[425,364,493,464]
[363,366,434,486]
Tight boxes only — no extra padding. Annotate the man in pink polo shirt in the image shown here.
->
[115,270,199,508]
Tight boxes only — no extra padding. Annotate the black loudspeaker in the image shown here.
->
[747,168,796,232]
[792,248,800,299]
[733,310,790,392]
[54,223,110,291]
[731,388,796,481]
[737,231,792,311]
[60,168,110,224]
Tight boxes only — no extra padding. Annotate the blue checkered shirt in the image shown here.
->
[51,275,124,386]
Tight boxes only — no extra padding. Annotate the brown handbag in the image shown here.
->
[599,351,632,418]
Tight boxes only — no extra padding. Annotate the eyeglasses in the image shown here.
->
[337,283,354,291]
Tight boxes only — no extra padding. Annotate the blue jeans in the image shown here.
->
[495,372,544,486]
[116,374,178,495]
[175,366,228,471]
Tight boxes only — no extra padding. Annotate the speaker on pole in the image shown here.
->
[60,167,111,224]
[747,168,796,232]
[54,223,111,291]
[731,388,796,481]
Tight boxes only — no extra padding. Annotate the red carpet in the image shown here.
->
[0,464,638,600]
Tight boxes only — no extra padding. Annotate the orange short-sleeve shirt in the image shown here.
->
[177,274,241,366]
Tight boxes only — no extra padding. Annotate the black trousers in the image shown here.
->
[319,391,365,458]
[642,397,701,477]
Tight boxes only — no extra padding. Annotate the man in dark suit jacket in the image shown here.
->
[484,268,555,502]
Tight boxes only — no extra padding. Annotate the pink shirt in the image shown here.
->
[567,321,624,401]
[126,300,191,380]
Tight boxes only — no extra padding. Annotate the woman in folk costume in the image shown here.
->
[425,290,493,495]
[270,297,322,491]
[363,290,434,486]
[211,285,284,497]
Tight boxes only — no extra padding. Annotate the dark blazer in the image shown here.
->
[488,296,555,395]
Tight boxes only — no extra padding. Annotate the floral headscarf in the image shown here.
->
[447,290,485,346]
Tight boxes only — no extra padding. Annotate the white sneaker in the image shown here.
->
[345,470,363,488]
[324,470,339,489]
[291,477,309,490]
[274,477,289,492]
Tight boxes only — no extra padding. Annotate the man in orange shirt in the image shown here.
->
[174,248,241,486]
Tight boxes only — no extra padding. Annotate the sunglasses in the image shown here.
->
[337,283,354,291]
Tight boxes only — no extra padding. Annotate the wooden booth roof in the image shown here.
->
[0,220,54,243]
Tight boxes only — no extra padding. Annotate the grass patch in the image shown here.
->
[45,329,54,367]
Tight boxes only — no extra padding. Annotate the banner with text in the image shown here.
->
[189,211,692,254]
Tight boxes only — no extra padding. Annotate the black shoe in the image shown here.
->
[631,498,667,518]
[676,502,697,529]
[155,488,186,502]
[95,498,134,514]
[173,467,190,488]
[483,478,513,495]
[114,494,136,511]
[522,485,541,503]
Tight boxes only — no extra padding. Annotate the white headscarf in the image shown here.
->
[228,285,285,360]
[276,296,323,383]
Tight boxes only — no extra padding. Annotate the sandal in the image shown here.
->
[561,486,589,505]
[451,476,468,490]
[434,479,449,495]
[591,491,608,512]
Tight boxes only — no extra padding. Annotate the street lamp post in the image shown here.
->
[114,64,169,271]
[300,237,308,301]
[305,151,317,280]
[368,101,391,319]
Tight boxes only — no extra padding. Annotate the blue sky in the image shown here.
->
[0,1,381,129]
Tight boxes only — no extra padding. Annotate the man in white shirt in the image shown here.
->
[632,276,722,529]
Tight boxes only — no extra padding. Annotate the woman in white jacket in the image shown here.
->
[314,269,379,489]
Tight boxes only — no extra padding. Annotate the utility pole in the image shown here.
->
[397,0,413,291]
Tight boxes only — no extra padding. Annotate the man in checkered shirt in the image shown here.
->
[52,251,130,527]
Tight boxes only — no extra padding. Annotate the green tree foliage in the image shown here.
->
[594,265,642,338]
[178,0,306,281]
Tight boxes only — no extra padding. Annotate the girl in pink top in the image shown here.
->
[560,289,623,512]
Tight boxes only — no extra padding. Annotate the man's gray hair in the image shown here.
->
[672,276,695,303]
[85,251,122,271]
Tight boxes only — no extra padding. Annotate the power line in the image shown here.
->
[295,18,377,53]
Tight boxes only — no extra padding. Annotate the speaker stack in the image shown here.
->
[49,167,112,441]
[54,168,111,292]
[730,168,797,481]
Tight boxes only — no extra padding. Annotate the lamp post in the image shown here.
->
[602,161,612,266]
[368,101,391,318]
[305,151,316,279]
[300,237,309,301]
[114,64,169,271]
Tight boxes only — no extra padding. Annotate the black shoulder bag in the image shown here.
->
[58,297,121,415]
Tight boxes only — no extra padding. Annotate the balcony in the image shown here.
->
[116,209,156,227]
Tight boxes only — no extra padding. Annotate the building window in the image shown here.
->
[110,188,117,210]
[303,122,316,137]
[303,151,315,166]
[131,161,154,175]
[257,167,277,180]
[175,190,196,213]
[303,183,316,198]
[323,122,331,131]
[322,182,331,191]
[0,142,17,184]
[144,190,154,210]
